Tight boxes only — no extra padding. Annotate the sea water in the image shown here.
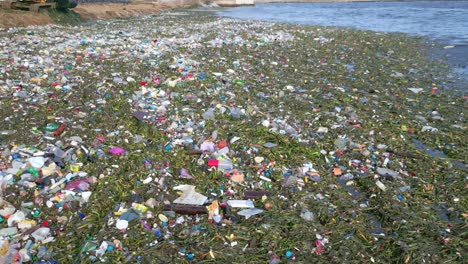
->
[219,1,468,80]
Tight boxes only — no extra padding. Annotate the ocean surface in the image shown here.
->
[218,1,468,80]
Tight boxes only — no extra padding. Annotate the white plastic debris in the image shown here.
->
[376,181,387,191]
[31,227,50,242]
[227,200,254,208]
[237,208,264,219]
[28,157,45,168]
[173,185,208,205]
[300,209,315,221]
[116,219,129,230]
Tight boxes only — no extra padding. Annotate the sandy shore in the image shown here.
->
[0,8,52,28]
[73,2,176,21]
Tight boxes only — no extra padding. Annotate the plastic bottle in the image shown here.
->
[207,159,233,171]
[31,227,50,242]
[43,123,59,132]
[53,125,66,136]
[0,130,16,135]
[51,147,65,158]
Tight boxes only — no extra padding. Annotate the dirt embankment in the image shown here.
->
[0,9,53,28]
[72,1,181,21]
[0,0,196,29]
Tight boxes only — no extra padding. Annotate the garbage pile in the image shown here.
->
[0,11,465,263]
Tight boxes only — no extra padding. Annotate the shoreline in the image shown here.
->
[215,1,468,90]
[1,1,465,90]
[1,0,462,28]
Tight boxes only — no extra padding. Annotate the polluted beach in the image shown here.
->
[0,2,466,264]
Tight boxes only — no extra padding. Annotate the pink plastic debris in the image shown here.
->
[315,239,325,255]
[65,178,91,191]
[179,168,194,180]
[109,147,126,155]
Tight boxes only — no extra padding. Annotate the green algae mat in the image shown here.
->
[0,10,466,263]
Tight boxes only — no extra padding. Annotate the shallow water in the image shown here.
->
[412,139,466,169]
[218,1,468,79]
